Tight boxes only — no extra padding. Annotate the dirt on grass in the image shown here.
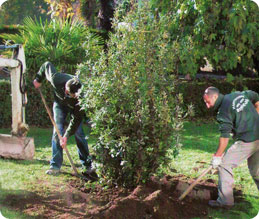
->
[0,174,226,219]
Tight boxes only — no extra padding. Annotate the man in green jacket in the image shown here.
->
[33,61,94,177]
[203,87,259,208]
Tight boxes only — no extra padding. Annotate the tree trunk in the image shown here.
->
[98,0,115,31]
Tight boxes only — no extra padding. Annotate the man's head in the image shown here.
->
[203,87,219,109]
[65,78,82,98]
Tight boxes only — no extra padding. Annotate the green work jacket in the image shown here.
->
[213,90,259,142]
[35,62,84,138]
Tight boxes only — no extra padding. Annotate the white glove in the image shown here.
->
[211,156,222,169]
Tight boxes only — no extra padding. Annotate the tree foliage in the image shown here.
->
[78,2,190,187]
[80,0,116,31]
[44,0,76,21]
[0,0,49,25]
[153,0,259,75]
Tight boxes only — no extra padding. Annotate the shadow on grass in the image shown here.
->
[0,157,86,172]
[0,187,86,219]
[0,157,50,166]
[0,156,86,171]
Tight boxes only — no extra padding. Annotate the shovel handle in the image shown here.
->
[178,165,213,201]
[38,88,79,176]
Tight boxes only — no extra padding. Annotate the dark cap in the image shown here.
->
[66,78,82,94]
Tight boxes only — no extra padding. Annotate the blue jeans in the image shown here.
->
[50,102,91,170]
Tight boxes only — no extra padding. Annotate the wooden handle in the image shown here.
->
[38,88,79,176]
[178,165,213,201]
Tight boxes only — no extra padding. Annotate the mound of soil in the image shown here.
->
[69,175,218,219]
[0,175,242,219]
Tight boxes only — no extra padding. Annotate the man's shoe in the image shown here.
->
[82,167,98,181]
[208,200,233,209]
[46,168,60,175]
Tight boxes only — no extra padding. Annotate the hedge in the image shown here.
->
[0,80,12,127]
[25,81,54,127]
[178,77,259,118]
[0,79,53,128]
[0,25,20,45]
[0,78,258,128]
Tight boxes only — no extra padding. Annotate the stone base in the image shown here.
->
[0,134,35,160]
[176,180,217,200]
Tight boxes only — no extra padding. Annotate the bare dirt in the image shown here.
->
[1,174,233,219]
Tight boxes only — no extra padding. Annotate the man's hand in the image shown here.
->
[211,155,222,169]
[60,136,67,149]
[33,79,41,89]
[255,101,259,114]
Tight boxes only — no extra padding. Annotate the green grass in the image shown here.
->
[0,122,258,218]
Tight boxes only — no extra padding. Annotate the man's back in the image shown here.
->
[217,91,259,142]
[35,62,78,107]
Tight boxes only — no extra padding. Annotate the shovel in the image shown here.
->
[178,165,213,201]
[37,88,79,176]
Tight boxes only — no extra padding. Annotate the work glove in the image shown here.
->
[211,156,222,169]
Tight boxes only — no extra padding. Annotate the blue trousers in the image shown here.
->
[50,102,91,170]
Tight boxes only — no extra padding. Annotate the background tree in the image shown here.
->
[0,0,49,25]
[79,0,98,27]
[44,0,76,21]
[79,0,116,31]
[152,0,259,76]
[97,0,115,31]
[44,0,116,31]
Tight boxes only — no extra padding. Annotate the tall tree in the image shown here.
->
[97,0,115,31]
[0,0,49,25]
[44,0,116,31]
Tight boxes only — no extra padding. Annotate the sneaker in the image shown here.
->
[45,168,60,175]
[82,167,98,181]
[208,200,233,209]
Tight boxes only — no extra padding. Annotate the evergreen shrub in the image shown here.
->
[79,3,188,187]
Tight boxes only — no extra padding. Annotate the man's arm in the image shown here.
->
[34,61,57,84]
[215,137,229,156]
[60,107,84,148]
[64,104,84,139]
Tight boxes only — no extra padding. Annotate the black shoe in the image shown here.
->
[82,167,98,182]
[208,200,233,209]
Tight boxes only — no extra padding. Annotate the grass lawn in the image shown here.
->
[0,121,258,218]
